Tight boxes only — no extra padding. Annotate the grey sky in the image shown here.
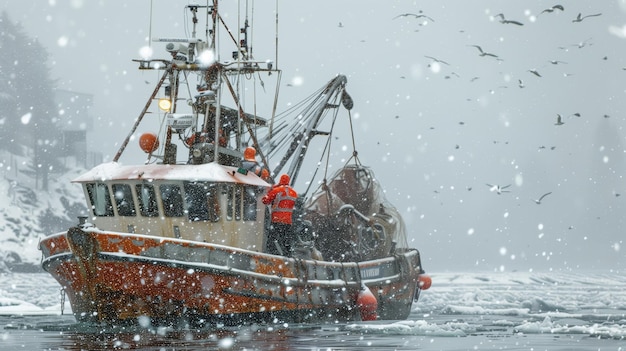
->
[2,1,625,272]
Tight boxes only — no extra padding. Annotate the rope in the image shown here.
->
[341,108,361,168]
[299,87,343,199]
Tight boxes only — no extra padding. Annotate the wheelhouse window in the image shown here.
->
[86,183,114,217]
[243,186,258,221]
[159,183,184,217]
[135,183,158,217]
[225,184,241,221]
[225,184,258,222]
[184,181,220,222]
[112,183,136,216]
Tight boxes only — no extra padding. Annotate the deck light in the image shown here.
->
[158,98,172,111]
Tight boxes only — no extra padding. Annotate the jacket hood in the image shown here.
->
[243,146,256,162]
[279,174,290,186]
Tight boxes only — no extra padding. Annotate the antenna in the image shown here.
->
[148,0,153,51]
[275,0,279,69]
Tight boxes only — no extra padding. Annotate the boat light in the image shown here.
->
[158,98,172,111]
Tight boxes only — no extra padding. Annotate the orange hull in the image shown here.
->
[40,227,425,326]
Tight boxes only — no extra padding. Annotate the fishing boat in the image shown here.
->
[38,2,430,327]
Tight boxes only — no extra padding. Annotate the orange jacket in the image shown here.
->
[262,174,298,224]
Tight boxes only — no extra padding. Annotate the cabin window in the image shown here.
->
[112,184,136,216]
[135,183,158,217]
[86,183,114,217]
[160,184,184,217]
[243,186,258,221]
[225,184,257,221]
[225,184,242,221]
[184,181,220,222]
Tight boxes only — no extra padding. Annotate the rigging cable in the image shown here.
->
[300,91,342,198]
[342,108,361,167]
[268,0,279,141]
[249,0,260,149]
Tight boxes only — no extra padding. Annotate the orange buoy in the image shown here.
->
[357,285,378,321]
[418,274,432,290]
[139,132,159,153]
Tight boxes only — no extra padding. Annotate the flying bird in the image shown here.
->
[572,12,602,23]
[528,69,542,77]
[559,38,593,51]
[549,60,567,65]
[486,184,511,195]
[393,12,435,22]
[555,114,564,125]
[540,5,564,14]
[424,55,450,66]
[575,38,594,48]
[533,192,552,204]
[469,45,499,58]
[518,79,525,88]
[494,13,524,26]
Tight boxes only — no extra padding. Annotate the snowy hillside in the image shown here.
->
[0,150,88,272]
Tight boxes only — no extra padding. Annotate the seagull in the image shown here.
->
[533,192,552,204]
[555,114,564,125]
[486,184,511,195]
[494,13,524,26]
[424,55,450,66]
[549,60,567,65]
[572,12,602,23]
[469,45,499,58]
[559,38,593,51]
[575,38,593,48]
[393,12,435,22]
[518,79,525,88]
[528,69,542,77]
[540,5,564,14]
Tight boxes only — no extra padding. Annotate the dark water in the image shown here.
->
[1,312,624,351]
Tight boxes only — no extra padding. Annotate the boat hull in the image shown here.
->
[40,226,425,326]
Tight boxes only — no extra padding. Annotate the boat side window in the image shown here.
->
[112,183,136,217]
[225,184,242,221]
[85,183,114,217]
[225,184,233,220]
[135,183,159,217]
[243,185,258,221]
[159,183,184,217]
[184,181,220,222]
[225,184,257,221]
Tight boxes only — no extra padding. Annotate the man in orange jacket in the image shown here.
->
[262,174,298,256]
[241,146,270,180]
